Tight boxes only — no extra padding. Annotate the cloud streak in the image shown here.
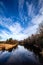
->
[0,0,43,41]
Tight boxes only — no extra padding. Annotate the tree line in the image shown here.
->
[1,21,43,50]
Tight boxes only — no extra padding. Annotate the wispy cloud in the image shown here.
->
[18,0,25,23]
[0,16,37,41]
[0,1,7,16]
[39,0,43,7]
[0,17,24,40]
[26,1,35,18]
[0,0,43,41]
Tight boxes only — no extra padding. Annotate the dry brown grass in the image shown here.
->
[0,43,18,50]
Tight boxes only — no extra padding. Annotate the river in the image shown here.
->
[0,45,42,65]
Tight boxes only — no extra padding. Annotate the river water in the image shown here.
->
[0,45,42,65]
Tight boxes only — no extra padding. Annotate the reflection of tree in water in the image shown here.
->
[38,54,43,65]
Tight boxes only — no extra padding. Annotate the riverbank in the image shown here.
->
[0,43,18,51]
[0,42,43,58]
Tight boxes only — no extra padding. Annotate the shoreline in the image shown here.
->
[0,43,18,51]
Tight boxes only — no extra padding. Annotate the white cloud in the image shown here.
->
[0,17,14,28]
[31,14,43,25]
[0,1,7,16]
[39,7,43,15]
[0,17,25,40]
[0,31,10,41]
[19,0,24,16]
[19,0,24,10]
[8,22,24,35]
[18,0,25,24]
[26,1,35,18]
[0,0,43,41]
[23,25,38,34]
[0,17,38,41]
[39,0,43,7]
[26,0,43,25]
[0,13,43,41]
[0,16,37,41]
[31,0,43,25]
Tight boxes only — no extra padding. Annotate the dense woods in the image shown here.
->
[19,22,43,49]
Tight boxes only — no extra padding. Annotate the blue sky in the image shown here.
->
[0,0,43,41]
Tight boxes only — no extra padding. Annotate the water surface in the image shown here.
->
[0,45,42,65]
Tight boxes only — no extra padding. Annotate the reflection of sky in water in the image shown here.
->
[0,45,40,65]
[0,51,11,63]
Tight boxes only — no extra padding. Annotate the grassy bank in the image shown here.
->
[0,43,18,51]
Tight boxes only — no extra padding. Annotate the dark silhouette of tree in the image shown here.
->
[6,38,18,44]
[8,38,12,41]
[6,38,13,44]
